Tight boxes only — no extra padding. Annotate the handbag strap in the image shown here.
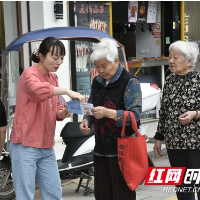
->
[121,111,141,137]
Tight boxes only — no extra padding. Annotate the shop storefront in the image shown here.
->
[69,1,164,121]
[68,1,200,121]
[1,1,200,124]
[69,1,112,122]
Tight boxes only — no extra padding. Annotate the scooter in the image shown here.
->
[0,120,155,200]
[58,121,95,196]
[0,121,95,200]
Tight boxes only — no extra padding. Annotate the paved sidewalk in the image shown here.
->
[32,120,179,200]
[33,143,178,200]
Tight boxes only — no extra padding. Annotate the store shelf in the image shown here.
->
[142,59,169,67]
[128,59,169,68]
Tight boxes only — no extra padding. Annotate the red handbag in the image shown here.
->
[118,111,148,191]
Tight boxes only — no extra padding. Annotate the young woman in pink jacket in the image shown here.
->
[9,37,84,200]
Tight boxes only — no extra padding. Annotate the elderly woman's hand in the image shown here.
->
[92,106,107,119]
[153,140,163,158]
[178,111,197,125]
[92,106,117,120]
[79,119,90,135]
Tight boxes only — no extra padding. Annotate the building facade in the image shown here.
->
[1,1,200,140]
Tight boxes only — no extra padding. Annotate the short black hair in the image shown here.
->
[31,37,66,63]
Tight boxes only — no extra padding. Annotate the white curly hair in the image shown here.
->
[90,38,119,64]
[169,40,199,67]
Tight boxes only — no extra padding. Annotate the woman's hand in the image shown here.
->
[178,111,197,125]
[92,107,117,120]
[66,90,85,102]
[57,108,73,119]
[153,140,163,158]
[53,87,85,102]
[79,119,90,135]
[92,106,107,119]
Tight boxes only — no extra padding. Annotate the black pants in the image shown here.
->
[167,149,200,200]
[93,155,136,200]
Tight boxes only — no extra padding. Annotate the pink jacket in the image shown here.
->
[10,65,63,149]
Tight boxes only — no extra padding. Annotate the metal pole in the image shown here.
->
[180,1,184,41]
[6,52,11,152]
[161,65,165,91]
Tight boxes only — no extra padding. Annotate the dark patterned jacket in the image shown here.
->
[154,69,200,149]
[85,64,142,155]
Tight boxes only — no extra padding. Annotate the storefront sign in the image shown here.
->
[165,37,170,44]
[147,1,157,23]
[183,2,200,42]
[128,1,157,24]
[152,22,161,38]
[128,1,138,23]
[74,2,110,34]
[184,13,190,42]
[137,1,148,23]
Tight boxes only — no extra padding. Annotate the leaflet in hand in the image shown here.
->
[59,96,94,115]
[59,95,68,109]
[67,100,94,115]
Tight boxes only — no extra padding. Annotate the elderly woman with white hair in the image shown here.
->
[154,40,200,200]
[79,38,142,200]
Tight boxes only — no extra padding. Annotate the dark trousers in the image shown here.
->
[167,149,200,200]
[93,155,136,200]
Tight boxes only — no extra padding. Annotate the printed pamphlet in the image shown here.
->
[59,96,94,115]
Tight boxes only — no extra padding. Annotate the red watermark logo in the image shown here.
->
[144,167,186,185]
[144,167,200,193]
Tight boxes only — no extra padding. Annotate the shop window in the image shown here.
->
[73,2,111,121]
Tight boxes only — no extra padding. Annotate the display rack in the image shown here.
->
[128,58,169,120]
[128,59,168,68]
[128,58,169,90]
